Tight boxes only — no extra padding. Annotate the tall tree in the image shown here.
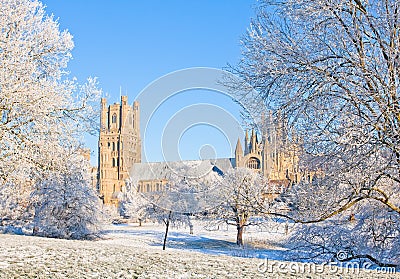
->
[230,0,400,265]
[0,0,100,185]
[0,0,101,230]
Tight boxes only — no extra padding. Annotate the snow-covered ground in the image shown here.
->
[0,221,397,278]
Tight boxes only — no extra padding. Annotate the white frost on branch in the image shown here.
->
[0,0,102,238]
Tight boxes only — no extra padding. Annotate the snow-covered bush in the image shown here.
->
[0,182,33,228]
[31,154,102,240]
[286,201,400,267]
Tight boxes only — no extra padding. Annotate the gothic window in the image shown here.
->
[113,184,116,193]
[112,142,115,151]
[112,113,117,123]
[112,158,116,167]
[246,157,260,169]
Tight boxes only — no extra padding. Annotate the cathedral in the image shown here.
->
[98,96,141,204]
[97,96,300,205]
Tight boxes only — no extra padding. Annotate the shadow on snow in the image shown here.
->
[102,225,285,260]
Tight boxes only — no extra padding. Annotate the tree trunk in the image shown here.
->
[188,216,193,235]
[162,211,172,250]
[236,213,247,246]
[236,225,244,247]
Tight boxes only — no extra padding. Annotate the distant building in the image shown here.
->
[130,159,233,193]
[97,96,301,205]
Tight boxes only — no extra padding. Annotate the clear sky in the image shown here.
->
[42,0,258,165]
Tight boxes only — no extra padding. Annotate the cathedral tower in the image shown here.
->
[98,96,141,205]
[234,113,300,186]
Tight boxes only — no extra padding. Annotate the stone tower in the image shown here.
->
[98,96,141,205]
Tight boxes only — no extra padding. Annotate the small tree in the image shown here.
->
[211,168,268,247]
[143,169,201,250]
[118,179,148,226]
[145,201,190,250]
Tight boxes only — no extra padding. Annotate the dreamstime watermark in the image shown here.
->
[257,256,396,275]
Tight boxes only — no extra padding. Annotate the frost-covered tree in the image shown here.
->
[0,0,101,227]
[100,204,122,225]
[0,0,100,185]
[230,0,400,265]
[118,179,148,225]
[144,190,191,250]
[209,168,268,247]
[31,151,101,240]
[143,166,211,250]
[233,0,400,217]
[145,201,191,251]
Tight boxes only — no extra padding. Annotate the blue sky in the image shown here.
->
[42,1,257,165]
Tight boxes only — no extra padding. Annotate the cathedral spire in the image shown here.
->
[235,137,243,154]
[244,129,249,155]
[250,128,257,153]
[235,137,243,166]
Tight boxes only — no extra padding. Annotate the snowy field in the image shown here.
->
[0,221,398,279]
